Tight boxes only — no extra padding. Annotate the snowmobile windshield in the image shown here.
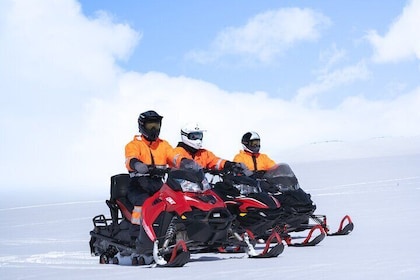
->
[262,163,300,192]
[233,183,262,195]
[175,177,211,193]
[168,168,211,193]
[223,173,261,195]
[263,164,295,178]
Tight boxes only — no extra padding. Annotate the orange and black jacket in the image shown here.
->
[125,135,183,171]
[233,150,276,171]
[174,142,227,170]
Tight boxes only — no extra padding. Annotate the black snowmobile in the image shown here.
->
[255,163,354,246]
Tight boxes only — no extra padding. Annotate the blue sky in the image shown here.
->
[78,0,418,106]
[1,0,419,191]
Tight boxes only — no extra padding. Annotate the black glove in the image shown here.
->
[134,161,149,174]
[223,161,235,172]
[148,166,167,178]
[224,161,252,176]
[180,158,202,171]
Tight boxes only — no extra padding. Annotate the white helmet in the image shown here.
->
[241,131,261,153]
[181,123,205,150]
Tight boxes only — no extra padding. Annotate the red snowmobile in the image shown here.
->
[90,167,234,267]
[89,166,281,267]
[255,163,354,246]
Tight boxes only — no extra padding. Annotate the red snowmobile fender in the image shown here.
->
[141,184,227,242]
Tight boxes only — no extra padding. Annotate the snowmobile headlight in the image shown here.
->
[259,212,267,217]
[213,212,221,218]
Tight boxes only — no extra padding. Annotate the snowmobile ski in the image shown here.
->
[153,240,190,267]
[327,215,354,236]
[310,214,354,236]
[245,231,284,258]
[277,214,353,247]
[284,224,326,247]
[153,251,190,268]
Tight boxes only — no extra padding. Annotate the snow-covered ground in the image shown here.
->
[1,153,420,279]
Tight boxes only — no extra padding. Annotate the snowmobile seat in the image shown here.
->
[110,174,133,221]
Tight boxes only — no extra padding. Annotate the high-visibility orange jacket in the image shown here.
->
[233,150,276,171]
[173,143,227,170]
[125,135,182,171]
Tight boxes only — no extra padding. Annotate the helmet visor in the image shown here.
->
[249,139,260,148]
[145,121,161,130]
[187,132,203,140]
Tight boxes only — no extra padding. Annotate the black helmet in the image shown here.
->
[241,131,260,153]
[138,110,163,141]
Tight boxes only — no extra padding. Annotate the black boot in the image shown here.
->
[129,223,140,247]
[136,224,154,255]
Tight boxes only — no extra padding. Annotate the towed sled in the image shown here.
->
[256,163,354,246]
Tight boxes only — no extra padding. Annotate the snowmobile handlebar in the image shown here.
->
[208,168,268,179]
[204,168,252,177]
[203,168,227,176]
[131,163,209,178]
[130,166,171,178]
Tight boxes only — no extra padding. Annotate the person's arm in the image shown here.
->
[204,150,226,170]
[166,142,187,168]
[262,154,277,170]
[233,151,253,170]
[125,141,140,171]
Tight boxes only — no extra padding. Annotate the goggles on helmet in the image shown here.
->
[249,139,260,147]
[187,131,203,140]
[144,121,161,130]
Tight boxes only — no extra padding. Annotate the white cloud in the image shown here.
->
[187,8,331,64]
[0,0,139,114]
[294,61,371,105]
[367,0,420,63]
[318,44,348,73]
[0,0,139,190]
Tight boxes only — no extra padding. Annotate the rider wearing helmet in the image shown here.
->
[125,110,184,183]
[125,110,185,259]
[233,131,276,171]
[174,122,249,173]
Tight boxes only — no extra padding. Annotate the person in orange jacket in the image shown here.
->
[174,122,250,173]
[233,131,276,171]
[125,110,197,259]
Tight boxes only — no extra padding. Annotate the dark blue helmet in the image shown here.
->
[138,110,163,141]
